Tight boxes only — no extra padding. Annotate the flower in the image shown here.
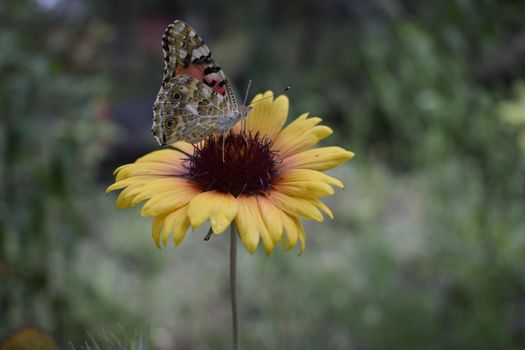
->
[106,91,354,254]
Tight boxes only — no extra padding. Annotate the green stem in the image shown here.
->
[230,224,240,350]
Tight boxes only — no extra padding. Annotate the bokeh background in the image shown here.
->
[2,0,525,349]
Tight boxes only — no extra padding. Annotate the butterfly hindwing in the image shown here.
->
[153,74,239,144]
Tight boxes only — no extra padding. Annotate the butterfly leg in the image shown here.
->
[171,145,194,159]
[222,133,226,162]
[240,119,249,144]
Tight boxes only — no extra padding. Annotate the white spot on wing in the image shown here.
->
[186,104,198,114]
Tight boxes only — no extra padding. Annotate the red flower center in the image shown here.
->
[185,133,279,196]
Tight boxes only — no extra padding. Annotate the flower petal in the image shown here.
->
[273,182,334,198]
[129,178,193,205]
[247,91,288,139]
[106,175,156,193]
[169,141,195,154]
[187,191,239,234]
[161,205,190,246]
[279,211,298,250]
[135,148,187,164]
[257,212,274,255]
[115,162,185,182]
[257,196,284,244]
[152,214,166,248]
[235,196,260,253]
[267,191,323,222]
[115,183,145,208]
[273,113,333,158]
[273,168,345,198]
[280,146,355,171]
[140,180,198,217]
[278,169,344,189]
[308,198,334,220]
[295,218,306,253]
[233,92,289,139]
[233,196,275,254]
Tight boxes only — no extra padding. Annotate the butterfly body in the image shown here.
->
[152,20,250,145]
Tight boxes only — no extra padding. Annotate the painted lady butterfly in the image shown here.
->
[152,20,251,145]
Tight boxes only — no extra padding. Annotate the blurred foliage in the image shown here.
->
[498,82,525,152]
[71,328,148,350]
[0,0,121,344]
[1,0,525,349]
[0,326,58,350]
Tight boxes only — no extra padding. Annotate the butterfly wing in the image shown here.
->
[152,20,242,145]
[160,20,238,109]
[152,74,240,145]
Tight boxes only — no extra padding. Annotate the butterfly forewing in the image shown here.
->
[152,20,244,145]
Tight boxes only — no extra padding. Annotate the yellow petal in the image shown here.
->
[257,196,283,243]
[115,162,185,181]
[136,148,188,164]
[151,214,167,248]
[232,91,288,136]
[279,211,298,250]
[268,191,323,222]
[256,213,274,255]
[115,183,145,208]
[278,169,344,189]
[273,182,333,198]
[295,218,306,253]
[129,177,192,205]
[161,205,190,246]
[106,175,156,193]
[234,196,261,253]
[169,141,195,154]
[273,113,333,158]
[273,167,344,198]
[140,182,197,217]
[308,198,334,220]
[245,91,289,139]
[187,191,239,234]
[113,163,129,176]
[281,146,355,171]
[248,196,277,254]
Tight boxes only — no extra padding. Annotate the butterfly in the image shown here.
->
[152,20,251,145]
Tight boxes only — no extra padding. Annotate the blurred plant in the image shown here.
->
[2,0,525,349]
[71,328,149,350]
[498,82,525,152]
[0,0,118,343]
[0,326,58,350]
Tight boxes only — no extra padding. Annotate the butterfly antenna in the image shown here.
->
[241,80,253,135]
[248,86,291,106]
[243,79,253,106]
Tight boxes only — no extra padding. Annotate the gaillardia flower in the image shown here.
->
[106,91,354,254]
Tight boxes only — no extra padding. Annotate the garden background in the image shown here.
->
[2,0,525,349]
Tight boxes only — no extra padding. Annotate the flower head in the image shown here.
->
[107,91,354,254]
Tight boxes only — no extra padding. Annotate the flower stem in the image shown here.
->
[230,224,240,350]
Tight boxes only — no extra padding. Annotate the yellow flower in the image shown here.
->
[106,91,354,254]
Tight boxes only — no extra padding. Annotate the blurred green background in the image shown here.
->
[2,0,525,349]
